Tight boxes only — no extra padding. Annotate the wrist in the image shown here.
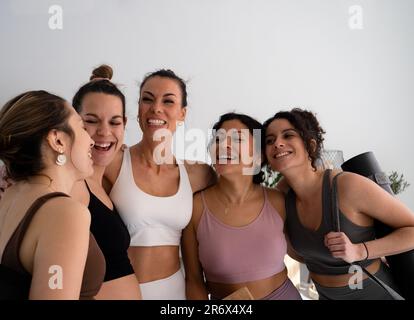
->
[359,242,369,261]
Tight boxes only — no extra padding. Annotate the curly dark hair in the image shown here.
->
[263,108,326,171]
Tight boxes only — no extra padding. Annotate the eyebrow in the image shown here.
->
[142,91,177,98]
[84,113,123,119]
[282,128,297,133]
[265,128,297,137]
[216,129,249,136]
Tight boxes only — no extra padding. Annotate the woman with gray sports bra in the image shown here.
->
[105,69,216,299]
[182,113,301,300]
[263,108,414,300]
[0,90,104,299]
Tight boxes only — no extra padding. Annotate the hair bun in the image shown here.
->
[90,64,113,81]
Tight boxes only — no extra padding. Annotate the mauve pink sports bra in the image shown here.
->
[196,188,287,284]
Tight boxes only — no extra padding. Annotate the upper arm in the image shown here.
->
[184,161,217,193]
[340,173,414,229]
[181,193,205,282]
[29,200,91,300]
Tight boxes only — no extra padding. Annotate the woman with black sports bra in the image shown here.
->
[70,65,141,299]
[263,108,414,299]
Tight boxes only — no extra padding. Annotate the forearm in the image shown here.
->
[363,227,414,260]
[186,279,209,300]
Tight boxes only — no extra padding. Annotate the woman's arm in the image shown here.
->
[28,199,91,299]
[325,173,414,263]
[181,193,209,299]
[184,161,217,194]
[266,187,305,263]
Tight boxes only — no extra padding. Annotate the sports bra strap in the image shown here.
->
[1,192,69,274]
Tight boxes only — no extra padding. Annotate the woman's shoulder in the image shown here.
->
[264,187,286,220]
[21,194,91,252]
[103,146,129,189]
[38,195,91,223]
[264,186,285,199]
[328,169,371,190]
[183,160,217,193]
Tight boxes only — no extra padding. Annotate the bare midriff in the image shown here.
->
[206,268,288,300]
[310,258,381,287]
[128,246,180,283]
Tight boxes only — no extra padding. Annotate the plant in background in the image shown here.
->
[389,171,410,195]
[262,165,282,188]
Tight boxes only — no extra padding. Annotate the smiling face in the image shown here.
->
[138,76,186,138]
[265,118,310,173]
[211,119,258,178]
[79,92,125,167]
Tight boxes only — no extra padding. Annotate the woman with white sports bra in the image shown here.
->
[105,69,216,299]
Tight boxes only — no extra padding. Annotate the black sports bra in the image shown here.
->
[86,181,134,282]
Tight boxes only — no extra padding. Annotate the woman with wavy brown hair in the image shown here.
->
[263,108,414,299]
[0,90,103,299]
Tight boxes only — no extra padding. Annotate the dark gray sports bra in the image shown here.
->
[285,170,376,275]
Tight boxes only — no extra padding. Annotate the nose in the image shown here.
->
[97,122,111,136]
[90,138,95,148]
[274,136,285,148]
[150,99,163,114]
[216,136,233,150]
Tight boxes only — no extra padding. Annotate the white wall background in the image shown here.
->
[1,0,413,210]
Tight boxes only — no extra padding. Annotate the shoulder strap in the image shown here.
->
[200,191,208,209]
[330,174,404,300]
[331,171,345,232]
[2,192,70,274]
[84,180,92,194]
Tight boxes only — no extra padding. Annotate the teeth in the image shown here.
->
[95,142,111,148]
[218,155,237,160]
[148,119,166,125]
[275,152,290,158]
[88,152,92,158]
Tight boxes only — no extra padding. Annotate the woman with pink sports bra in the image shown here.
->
[106,69,216,299]
[182,113,301,300]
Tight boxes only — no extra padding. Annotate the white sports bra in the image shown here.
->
[110,147,193,247]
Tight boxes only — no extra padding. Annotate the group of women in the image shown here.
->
[1,65,414,300]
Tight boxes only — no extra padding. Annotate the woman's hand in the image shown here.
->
[324,231,367,264]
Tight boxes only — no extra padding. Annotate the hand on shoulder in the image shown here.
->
[184,160,217,193]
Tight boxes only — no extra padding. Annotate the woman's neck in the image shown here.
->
[135,138,175,168]
[89,164,106,185]
[216,175,258,204]
[29,168,76,194]
[283,165,324,202]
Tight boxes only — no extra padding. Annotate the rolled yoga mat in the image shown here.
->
[341,151,414,299]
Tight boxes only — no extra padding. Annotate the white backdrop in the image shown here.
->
[1,0,413,210]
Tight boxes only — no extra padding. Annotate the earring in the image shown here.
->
[177,121,184,126]
[56,150,67,166]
